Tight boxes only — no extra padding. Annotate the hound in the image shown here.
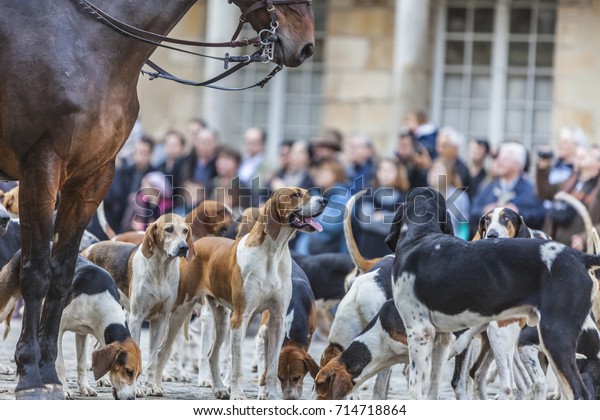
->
[82,213,195,396]
[315,299,409,400]
[0,251,142,399]
[151,187,327,400]
[319,255,395,399]
[253,259,320,399]
[386,187,599,399]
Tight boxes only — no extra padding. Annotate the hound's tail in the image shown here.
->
[554,191,597,254]
[96,201,116,240]
[343,190,380,275]
[2,308,13,341]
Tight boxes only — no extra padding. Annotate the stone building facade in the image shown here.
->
[136,0,600,160]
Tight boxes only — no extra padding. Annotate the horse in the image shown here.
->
[0,0,314,399]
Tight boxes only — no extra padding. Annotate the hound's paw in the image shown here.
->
[95,378,111,387]
[79,385,98,397]
[165,371,191,383]
[230,392,247,400]
[135,387,146,398]
[64,389,76,400]
[197,376,212,387]
[145,385,164,397]
[257,390,276,400]
[213,387,230,399]
[0,364,15,375]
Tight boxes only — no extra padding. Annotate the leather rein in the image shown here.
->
[72,0,312,91]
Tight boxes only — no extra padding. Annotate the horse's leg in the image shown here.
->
[14,148,62,399]
[38,163,115,398]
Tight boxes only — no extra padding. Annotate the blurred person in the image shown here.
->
[211,145,251,218]
[537,126,588,187]
[404,108,438,159]
[171,127,219,207]
[470,142,546,231]
[294,158,350,255]
[345,132,376,194]
[540,144,600,250]
[238,127,271,185]
[467,137,491,199]
[395,130,431,188]
[173,179,206,217]
[104,135,157,233]
[310,128,343,163]
[124,171,173,232]
[156,129,186,177]
[187,117,208,143]
[427,158,470,240]
[115,118,143,168]
[268,140,315,194]
[355,158,410,258]
[435,126,470,187]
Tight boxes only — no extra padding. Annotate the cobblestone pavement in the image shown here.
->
[0,318,470,401]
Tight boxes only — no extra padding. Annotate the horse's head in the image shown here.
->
[232,0,315,67]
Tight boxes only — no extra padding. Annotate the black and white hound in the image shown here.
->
[385,187,600,399]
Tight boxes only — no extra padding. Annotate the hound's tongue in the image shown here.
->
[304,217,323,232]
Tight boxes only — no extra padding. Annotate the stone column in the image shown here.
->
[391,0,432,149]
[202,0,239,140]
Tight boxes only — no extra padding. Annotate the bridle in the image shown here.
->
[72,0,312,91]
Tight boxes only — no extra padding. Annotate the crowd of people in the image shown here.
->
[89,111,599,260]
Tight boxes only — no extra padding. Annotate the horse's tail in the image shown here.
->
[555,191,596,253]
[96,201,116,240]
[343,189,380,275]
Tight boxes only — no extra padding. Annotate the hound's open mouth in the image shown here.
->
[290,211,324,232]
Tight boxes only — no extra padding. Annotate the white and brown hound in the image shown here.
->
[82,213,195,396]
[150,187,326,400]
[386,187,599,399]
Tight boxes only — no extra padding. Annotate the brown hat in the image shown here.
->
[310,129,343,152]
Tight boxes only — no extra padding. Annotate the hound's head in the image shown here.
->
[0,191,10,237]
[476,207,531,240]
[185,199,234,240]
[141,213,196,261]
[385,187,454,252]
[2,186,19,218]
[277,343,320,400]
[92,338,142,400]
[314,356,355,400]
[249,187,327,244]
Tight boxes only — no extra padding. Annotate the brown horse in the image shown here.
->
[0,0,313,399]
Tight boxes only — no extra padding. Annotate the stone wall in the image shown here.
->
[136,3,207,143]
[553,0,600,144]
[322,0,397,154]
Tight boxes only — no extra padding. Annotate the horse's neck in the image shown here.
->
[93,0,198,63]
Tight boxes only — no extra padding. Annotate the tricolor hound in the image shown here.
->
[0,251,142,399]
[385,187,600,399]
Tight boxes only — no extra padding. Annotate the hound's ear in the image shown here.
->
[476,214,487,240]
[385,204,405,252]
[516,215,532,238]
[331,369,354,400]
[91,343,121,381]
[141,222,158,258]
[304,353,321,379]
[442,211,455,235]
[263,197,282,241]
[185,225,196,261]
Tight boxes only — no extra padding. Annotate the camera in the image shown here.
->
[537,150,554,160]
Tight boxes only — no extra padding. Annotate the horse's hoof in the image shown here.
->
[46,384,66,400]
[14,387,49,400]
